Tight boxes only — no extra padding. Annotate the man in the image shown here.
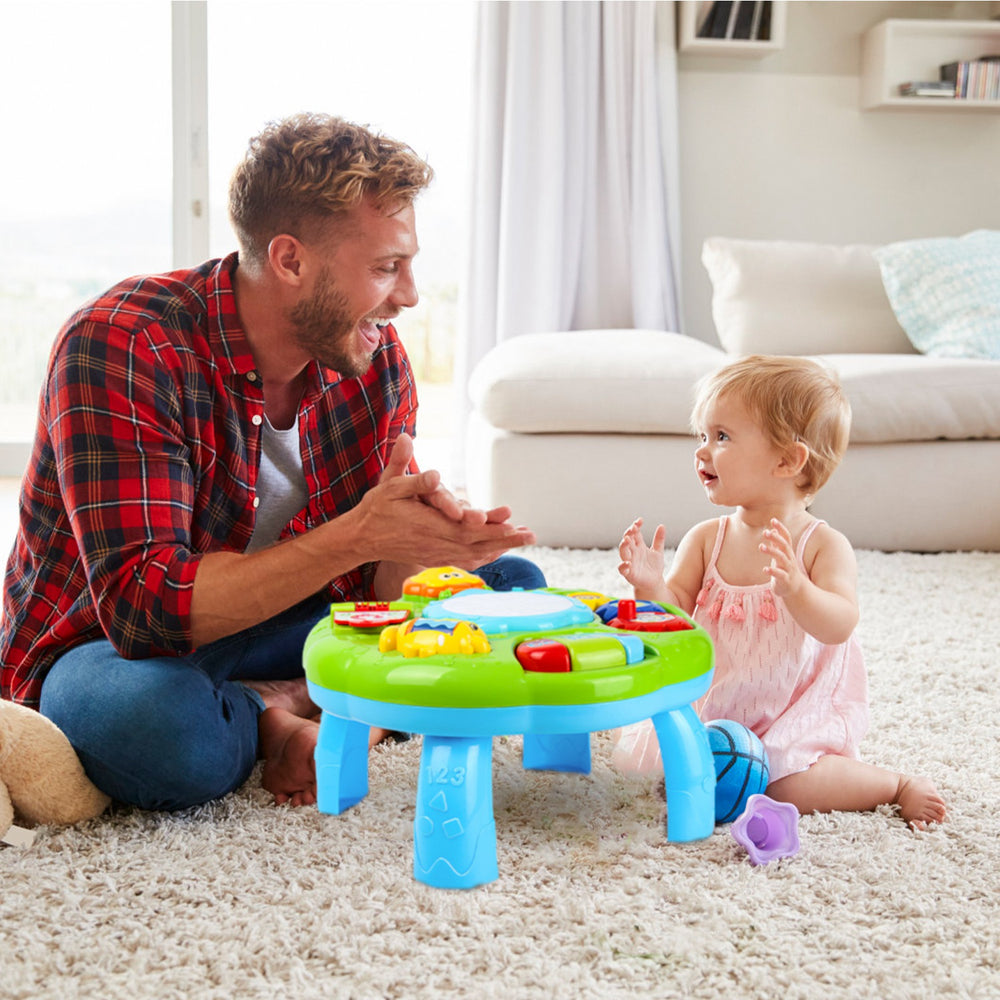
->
[0,113,539,811]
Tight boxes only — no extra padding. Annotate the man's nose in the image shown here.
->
[392,263,419,309]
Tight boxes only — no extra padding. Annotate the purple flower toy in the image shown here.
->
[731,793,800,865]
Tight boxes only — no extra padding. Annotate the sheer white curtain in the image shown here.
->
[454,0,682,481]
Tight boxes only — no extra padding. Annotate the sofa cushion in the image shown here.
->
[873,230,1000,360]
[467,330,725,434]
[469,330,1000,444]
[702,238,915,356]
[824,354,1000,443]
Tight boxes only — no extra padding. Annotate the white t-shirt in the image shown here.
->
[246,413,310,553]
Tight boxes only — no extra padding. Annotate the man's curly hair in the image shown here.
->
[228,113,433,266]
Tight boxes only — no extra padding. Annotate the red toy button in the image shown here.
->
[515,638,572,673]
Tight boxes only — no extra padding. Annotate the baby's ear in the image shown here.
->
[777,441,809,478]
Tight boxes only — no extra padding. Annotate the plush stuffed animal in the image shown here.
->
[0,701,110,846]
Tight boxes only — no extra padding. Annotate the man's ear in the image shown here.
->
[777,441,810,479]
[267,234,306,287]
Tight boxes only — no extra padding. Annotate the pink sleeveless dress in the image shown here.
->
[613,516,870,782]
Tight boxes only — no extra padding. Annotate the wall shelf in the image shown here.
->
[678,1,787,58]
[861,18,1000,111]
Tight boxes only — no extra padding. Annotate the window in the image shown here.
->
[0,1,473,480]
[0,2,172,451]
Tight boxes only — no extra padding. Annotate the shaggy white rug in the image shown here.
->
[2,547,998,1000]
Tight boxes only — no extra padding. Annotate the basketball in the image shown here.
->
[707,719,770,823]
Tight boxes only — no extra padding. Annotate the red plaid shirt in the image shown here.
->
[1,254,417,707]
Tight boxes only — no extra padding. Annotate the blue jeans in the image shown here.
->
[39,555,546,811]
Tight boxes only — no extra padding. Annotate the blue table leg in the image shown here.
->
[413,735,498,889]
[651,704,715,842]
[522,733,592,774]
[314,712,370,815]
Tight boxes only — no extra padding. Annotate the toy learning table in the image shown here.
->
[303,585,716,889]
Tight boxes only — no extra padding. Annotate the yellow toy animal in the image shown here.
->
[0,701,110,846]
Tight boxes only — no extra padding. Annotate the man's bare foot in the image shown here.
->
[243,678,318,719]
[259,707,319,807]
[895,775,948,830]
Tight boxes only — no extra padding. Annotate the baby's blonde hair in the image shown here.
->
[691,355,851,497]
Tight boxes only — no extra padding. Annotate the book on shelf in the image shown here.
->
[757,1,772,42]
[899,81,956,98]
[695,2,715,36]
[940,56,1000,101]
[724,1,741,38]
[732,1,757,39]
[697,1,733,38]
[695,1,773,41]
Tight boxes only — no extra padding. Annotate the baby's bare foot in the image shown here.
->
[895,775,948,830]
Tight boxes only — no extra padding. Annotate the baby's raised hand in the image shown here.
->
[618,517,666,591]
[760,518,803,597]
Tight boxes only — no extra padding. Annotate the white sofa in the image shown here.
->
[465,237,1000,552]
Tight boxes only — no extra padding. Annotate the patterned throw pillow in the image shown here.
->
[873,230,1000,360]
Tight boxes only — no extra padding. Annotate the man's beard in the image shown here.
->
[289,267,374,378]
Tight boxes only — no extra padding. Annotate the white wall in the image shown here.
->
[675,0,1000,344]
